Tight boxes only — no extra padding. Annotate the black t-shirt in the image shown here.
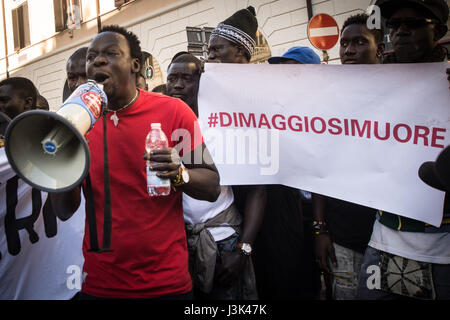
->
[325,197,376,254]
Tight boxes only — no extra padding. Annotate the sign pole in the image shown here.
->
[322,50,329,64]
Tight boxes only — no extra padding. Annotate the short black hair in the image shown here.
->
[0,77,38,107]
[168,52,202,76]
[341,13,385,43]
[99,25,142,65]
[67,47,88,69]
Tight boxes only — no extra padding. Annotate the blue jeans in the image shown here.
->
[216,232,239,257]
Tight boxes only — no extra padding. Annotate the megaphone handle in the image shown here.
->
[101,107,113,251]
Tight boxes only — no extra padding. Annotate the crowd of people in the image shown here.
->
[0,0,449,300]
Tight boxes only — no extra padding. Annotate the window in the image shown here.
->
[12,2,30,51]
[54,0,68,32]
[54,0,82,32]
[66,0,82,29]
[186,27,214,58]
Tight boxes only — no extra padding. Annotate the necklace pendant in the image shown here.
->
[110,112,119,126]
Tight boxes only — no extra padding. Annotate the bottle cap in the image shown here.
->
[151,123,161,129]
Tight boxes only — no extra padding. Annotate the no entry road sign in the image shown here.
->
[307,13,339,51]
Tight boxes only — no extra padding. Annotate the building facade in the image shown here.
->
[0,0,448,110]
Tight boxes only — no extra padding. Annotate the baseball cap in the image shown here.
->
[268,46,321,64]
[375,0,449,25]
[418,145,450,192]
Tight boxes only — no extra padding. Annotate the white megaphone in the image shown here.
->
[4,80,107,192]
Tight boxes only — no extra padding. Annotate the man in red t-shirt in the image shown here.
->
[50,25,220,299]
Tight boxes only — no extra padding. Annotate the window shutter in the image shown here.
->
[53,0,68,32]
[22,2,30,48]
[12,8,20,51]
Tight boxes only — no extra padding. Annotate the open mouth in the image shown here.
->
[94,72,110,84]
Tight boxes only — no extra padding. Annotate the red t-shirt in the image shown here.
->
[81,90,201,298]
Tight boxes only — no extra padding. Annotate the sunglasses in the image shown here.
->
[386,17,437,30]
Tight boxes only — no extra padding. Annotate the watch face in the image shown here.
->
[242,243,252,254]
[182,168,190,183]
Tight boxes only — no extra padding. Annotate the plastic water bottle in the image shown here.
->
[145,123,171,196]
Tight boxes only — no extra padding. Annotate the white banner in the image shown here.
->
[198,62,450,227]
[0,148,85,299]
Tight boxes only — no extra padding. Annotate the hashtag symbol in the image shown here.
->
[208,113,218,127]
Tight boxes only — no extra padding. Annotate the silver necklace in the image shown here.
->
[107,90,139,126]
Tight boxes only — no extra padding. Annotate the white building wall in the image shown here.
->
[128,0,372,78]
[27,0,56,45]
[2,0,447,110]
[12,41,90,108]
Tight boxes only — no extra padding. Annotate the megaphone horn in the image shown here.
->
[4,80,107,193]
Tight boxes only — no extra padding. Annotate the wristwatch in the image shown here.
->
[236,242,252,256]
[172,163,189,187]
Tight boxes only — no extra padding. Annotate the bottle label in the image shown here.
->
[146,166,170,187]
